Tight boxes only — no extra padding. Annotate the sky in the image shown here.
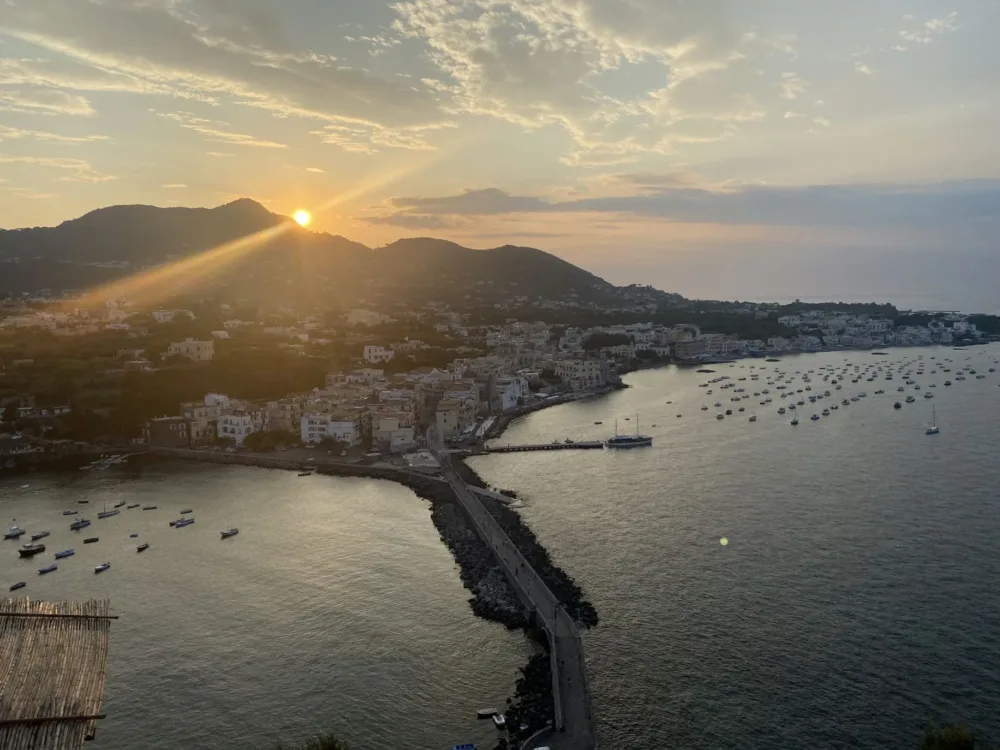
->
[1,0,999,303]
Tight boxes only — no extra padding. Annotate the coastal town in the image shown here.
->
[1,294,996,464]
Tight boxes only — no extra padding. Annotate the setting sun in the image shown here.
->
[293,210,311,227]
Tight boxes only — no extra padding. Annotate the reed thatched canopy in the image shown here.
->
[0,598,114,749]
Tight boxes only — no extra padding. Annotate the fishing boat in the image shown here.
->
[97,503,120,519]
[4,525,25,540]
[54,549,75,559]
[142,505,158,511]
[129,533,138,538]
[220,528,239,539]
[30,530,50,541]
[83,537,99,544]
[114,501,126,508]
[19,543,46,557]
[127,503,140,509]
[790,418,799,426]
[297,471,313,477]
[926,406,940,435]
[748,415,757,422]
[174,518,195,528]
[137,543,149,552]
[94,562,111,574]
[476,708,497,719]
[70,519,91,530]
[180,509,193,514]
[38,564,57,575]
[9,581,26,591]
[62,510,78,516]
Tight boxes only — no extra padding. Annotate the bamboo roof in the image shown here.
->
[0,598,114,749]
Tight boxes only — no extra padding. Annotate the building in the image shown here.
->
[166,338,214,362]
[434,399,474,440]
[266,398,306,433]
[217,410,263,446]
[300,410,367,446]
[181,399,223,445]
[144,416,191,447]
[375,417,416,453]
[554,359,607,391]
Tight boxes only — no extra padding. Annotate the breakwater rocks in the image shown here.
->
[456,461,600,629]
[492,651,555,750]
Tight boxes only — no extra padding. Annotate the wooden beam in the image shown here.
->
[0,611,119,619]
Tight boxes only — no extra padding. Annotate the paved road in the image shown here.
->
[428,429,597,750]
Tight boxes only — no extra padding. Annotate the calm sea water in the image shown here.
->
[470,345,1000,749]
[0,468,533,749]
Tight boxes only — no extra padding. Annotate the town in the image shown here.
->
[2,292,997,467]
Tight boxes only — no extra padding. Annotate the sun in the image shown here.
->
[293,210,311,227]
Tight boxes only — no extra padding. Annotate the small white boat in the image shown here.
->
[492,713,506,728]
[476,708,498,719]
[926,406,939,435]
[4,525,25,540]
[221,528,239,539]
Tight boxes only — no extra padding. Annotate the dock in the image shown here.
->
[483,440,604,454]
[429,427,598,750]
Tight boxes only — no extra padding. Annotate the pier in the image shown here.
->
[428,427,598,750]
[482,440,604,454]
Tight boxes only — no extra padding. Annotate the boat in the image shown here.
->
[477,708,498,719]
[19,543,46,557]
[174,518,195,528]
[94,562,111,574]
[791,418,799,425]
[180,509,193,514]
[221,528,239,539]
[492,714,506,728]
[114,501,126,508]
[83,537,99,544]
[70,519,91,530]
[748,415,757,422]
[821,409,830,416]
[129,533,138,538]
[778,408,786,415]
[894,402,902,409]
[30,530,50,541]
[924,392,934,398]
[9,581,26,591]
[605,417,653,448]
[38,564,57,575]
[716,414,724,420]
[905,395,916,403]
[127,503,140,509]
[926,406,939,435]
[97,509,120,519]
[4,525,25,540]
[298,471,313,477]
[142,506,158,510]
[137,543,149,552]
[62,510,78,516]
[810,414,820,421]
[77,500,89,504]
[54,549,75,559]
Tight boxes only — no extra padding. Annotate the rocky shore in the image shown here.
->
[452,460,600,629]
[492,648,555,750]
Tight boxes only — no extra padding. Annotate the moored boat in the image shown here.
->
[19,543,46,557]
[38,564,57,575]
[114,501,126,508]
[97,509,120,519]
[221,528,239,538]
[180,509,193,514]
[54,549,75,559]
[492,714,506,728]
[30,530,50,541]
[137,543,149,552]
[70,519,92,530]
[62,510,78,516]
[127,503,140,509]
[9,581,26,591]
[4,525,25,540]
[142,506,158,510]
[174,518,195,528]
[94,562,111,574]
[476,708,497,719]
[83,537,99,544]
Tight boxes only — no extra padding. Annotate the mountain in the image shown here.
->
[0,200,672,308]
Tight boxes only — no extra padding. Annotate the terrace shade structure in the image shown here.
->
[0,598,115,748]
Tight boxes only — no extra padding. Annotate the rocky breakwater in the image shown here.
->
[451,461,600,629]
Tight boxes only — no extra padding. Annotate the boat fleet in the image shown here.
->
[5,501,241,591]
[693,351,998,432]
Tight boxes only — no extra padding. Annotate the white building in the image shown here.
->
[554,359,607,391]
[376,417,416,453]
[363,345,395,364]
[166,339,214,362]
[217,410,263,446]
[300,412,365,446]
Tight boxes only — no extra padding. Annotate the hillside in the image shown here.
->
[0,200,666,308]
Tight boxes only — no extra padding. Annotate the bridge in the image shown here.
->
[428,427,597,750]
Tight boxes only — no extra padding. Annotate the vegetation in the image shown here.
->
[274,733,349,750]
[582,332,633,350]
[919,725,994,749]
[242,429,299,452]
[968,314,1000,336]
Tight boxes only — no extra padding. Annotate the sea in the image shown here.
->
[3,345,1000,749]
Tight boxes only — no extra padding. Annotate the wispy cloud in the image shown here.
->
[0,154,115,182]
[156,111,287,148]
[854,61,874,75]
[778,73,808,100]
[0,125,109,144]
[162,183,187,189]
[305,167,326,173]
[0,87,95,116]
[900,12,959,45]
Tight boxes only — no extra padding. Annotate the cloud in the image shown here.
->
[853,61,874,75]
[305,167,326,174]
[1,0,446,131]
[310,121,454,153]
[207,151,233,157]
[156,111,287,148]
[0,125,110,144]
[778,72,808,100]
[0,87,95,116]
[162,183,187,189]
[900,12,959,44]
[362,180,1000,230]
[0,154,115,182]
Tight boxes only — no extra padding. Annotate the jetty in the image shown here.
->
[428,427,597,750]
[480,440,604,454]
[0,597,115,748]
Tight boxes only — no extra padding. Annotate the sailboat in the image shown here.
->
[97,501,120,519]
[605,415,653,448]
[925,405,940,435]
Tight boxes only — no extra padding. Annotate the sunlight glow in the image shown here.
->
[293,210,311,227]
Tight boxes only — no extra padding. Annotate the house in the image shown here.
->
[375,417,416,453]
[363,345,395,364]
[217,409,264,446]
[266,398,306,433]
[435,399,474,440]
[300,410,367,446]
[181,398,225,445]
[166,338,214,362]
[144,416,191,447]
[554,359,607,391]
